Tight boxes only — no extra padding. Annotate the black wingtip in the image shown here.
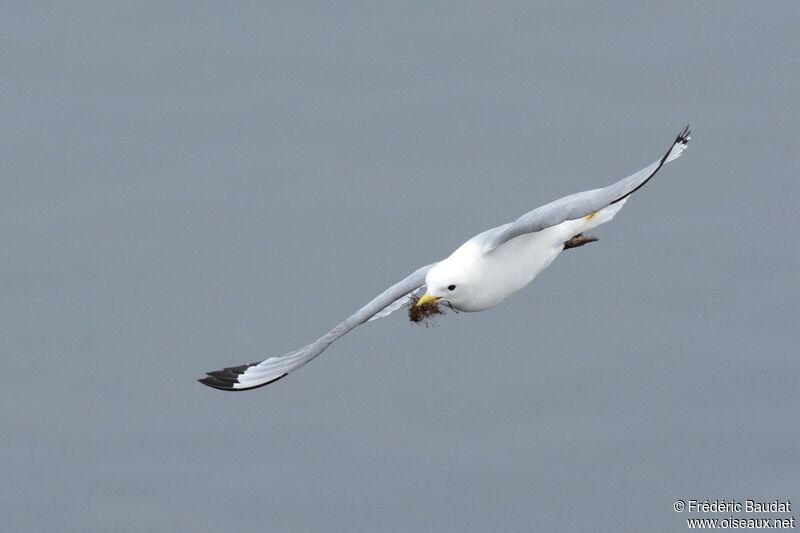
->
[677,124,691,144]
[198,376,235,391]
[197,362,257,391]
[657,124,692,165]
[198,364,289,392]
[611,125,691,206]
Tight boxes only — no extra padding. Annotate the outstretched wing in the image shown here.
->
[198,262,437,391]
[477,126,691,252]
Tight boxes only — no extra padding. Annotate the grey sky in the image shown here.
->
[2,2,798,532]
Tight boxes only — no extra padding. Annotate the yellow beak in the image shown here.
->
[416,293,440,307]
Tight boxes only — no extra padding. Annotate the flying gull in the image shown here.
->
[200,126,691,391]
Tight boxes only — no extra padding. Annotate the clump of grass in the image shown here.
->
[407,294,454,326]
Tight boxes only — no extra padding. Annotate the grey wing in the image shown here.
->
[367,286,425,322]
[478,126,691,252]
[198,262,437,391]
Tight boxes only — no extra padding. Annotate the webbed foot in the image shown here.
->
[563,233,598,250]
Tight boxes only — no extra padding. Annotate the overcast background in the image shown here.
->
[2,2,798,532]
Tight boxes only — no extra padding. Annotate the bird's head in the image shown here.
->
[419,249,481,311]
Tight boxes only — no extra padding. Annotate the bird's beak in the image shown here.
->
[416,293,440,307]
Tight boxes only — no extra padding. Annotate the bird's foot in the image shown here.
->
[563,233,598,250]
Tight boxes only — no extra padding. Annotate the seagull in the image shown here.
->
[200,126,691,391]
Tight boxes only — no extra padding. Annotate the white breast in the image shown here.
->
[449,200,628,312]
[463,223,571,310]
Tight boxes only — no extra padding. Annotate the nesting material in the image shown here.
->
[407,293,445,326]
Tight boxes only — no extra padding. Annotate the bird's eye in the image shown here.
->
[448,284,456,291]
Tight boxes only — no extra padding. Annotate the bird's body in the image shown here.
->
[433,199,627,312]
[200,127,691,391]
